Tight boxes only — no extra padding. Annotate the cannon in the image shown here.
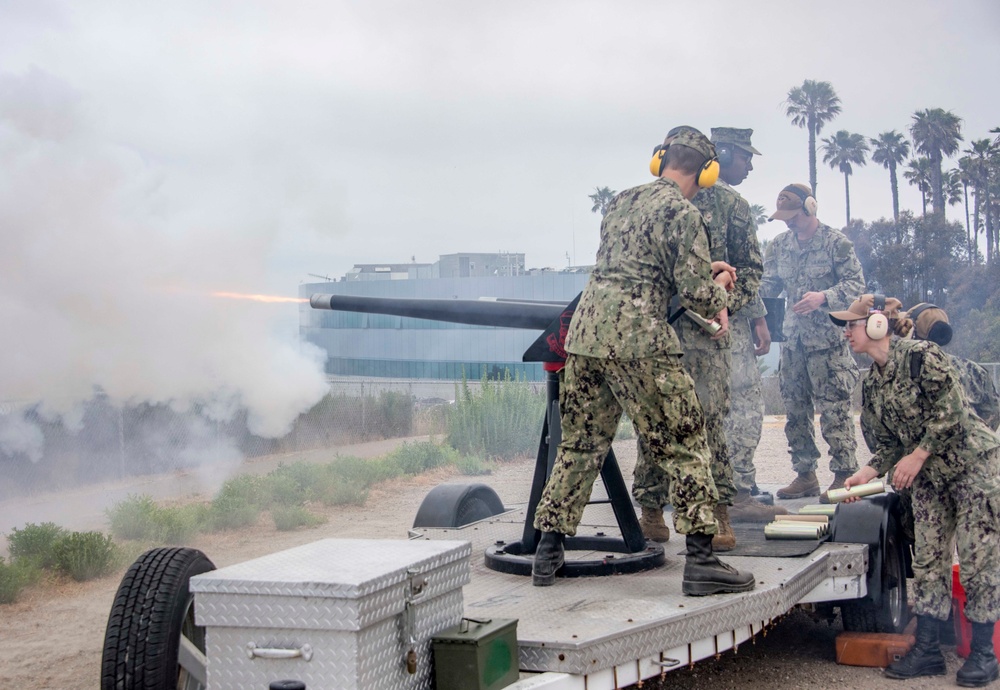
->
[310,291,665,578]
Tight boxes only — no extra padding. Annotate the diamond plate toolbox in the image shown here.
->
[190,538,472,690]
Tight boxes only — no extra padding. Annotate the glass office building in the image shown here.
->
[300,272,589,380]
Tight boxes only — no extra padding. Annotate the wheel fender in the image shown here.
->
[412,483,505,528]
[830,492,901,607]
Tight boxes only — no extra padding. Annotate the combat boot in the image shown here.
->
[883,615,947,680]
[682,532,755,596]
[956,621,999,687]
[819,471,853,504]
[727,490,789,523]
[639,506,670,543]
[531,531,565,587]
[711,505,736,551]
[776,471,820,499]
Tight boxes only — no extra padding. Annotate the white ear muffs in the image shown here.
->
[865,312,889,340]
[803,195,818,217]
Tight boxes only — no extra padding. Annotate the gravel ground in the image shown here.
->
[1,415,992,690]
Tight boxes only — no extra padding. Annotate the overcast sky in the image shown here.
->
[1,0,998,433]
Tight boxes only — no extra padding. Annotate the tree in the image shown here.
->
[964,139,999,263]
[904,156,932,217]
[956,158,976,262]
[750,204,768,226]
[910,108,963,218]
[588,186,617,217]
[870,130,911,222]
[783,80,842,199]
[820,130,869,226]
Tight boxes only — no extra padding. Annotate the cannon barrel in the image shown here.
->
[309,294,568,330]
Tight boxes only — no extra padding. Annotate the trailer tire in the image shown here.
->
[101,547,215,690]
[840,513,909,634]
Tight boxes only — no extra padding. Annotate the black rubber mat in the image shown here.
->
[678,525,829,558]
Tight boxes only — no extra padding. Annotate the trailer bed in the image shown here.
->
[410,492,867,689]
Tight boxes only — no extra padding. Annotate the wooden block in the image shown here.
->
[835,632,915,667]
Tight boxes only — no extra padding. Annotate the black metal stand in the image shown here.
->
[484,368,665,577]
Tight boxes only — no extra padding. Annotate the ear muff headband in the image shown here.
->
[866,293,889,340]
[783,184,818,217]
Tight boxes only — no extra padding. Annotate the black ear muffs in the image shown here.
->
[866,293,889,340]
[717,144,733,168]
[908,303,954,345]
[784,184,818,217]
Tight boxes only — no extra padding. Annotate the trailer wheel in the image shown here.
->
[101,547,215,690]
[841,513,909,633]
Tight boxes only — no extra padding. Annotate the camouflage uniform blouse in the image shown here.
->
[674,181,765,350]
[949,354,1000,430]
[565,178,728,360]
[760,223,865,350]
[861,339,1000,487]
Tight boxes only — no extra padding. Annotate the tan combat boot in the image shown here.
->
[712,504,736,551]
[727,490,789,523]
[820,471,853,504]
[776,471,820,499]
[639,506,671,542]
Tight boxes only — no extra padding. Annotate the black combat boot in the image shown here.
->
[884,614,946,679]
[681,533,755,596]
[956,621,999,687]
[531,531,565,586]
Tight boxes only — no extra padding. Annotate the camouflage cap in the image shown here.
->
[711,127,762,155]
[663,127,716,163]
[907,303,954,345]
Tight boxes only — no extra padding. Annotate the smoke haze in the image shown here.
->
[0,68,330,458]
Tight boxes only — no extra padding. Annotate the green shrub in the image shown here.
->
[207,494,261,531]
[318,478,369,507]
[106,495,161,541]
[387,441,458,475]
[455,455,491,476]
[272,506,326,531]
[107,496,205,542]
[6,522,66,569]
[215,474,268,509]
[0,557,40,604]
[447,371,545,460]
[53,531,116,581]
[377,390,415,437]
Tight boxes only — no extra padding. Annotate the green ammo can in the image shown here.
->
[432,617,519,690]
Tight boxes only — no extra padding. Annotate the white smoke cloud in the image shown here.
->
[0,67,329,443]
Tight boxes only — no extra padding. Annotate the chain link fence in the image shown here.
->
[0,377,543,501]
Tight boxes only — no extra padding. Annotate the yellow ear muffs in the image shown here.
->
[696,158,720,188]
[649,146,666,177]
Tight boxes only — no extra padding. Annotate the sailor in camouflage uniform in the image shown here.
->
[760,184,865,502]
[835,295,1000,687]
[532,128,755,596]
[632,127,785,548]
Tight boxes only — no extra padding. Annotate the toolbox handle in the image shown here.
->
[246,642,314,662]
[459,617,493,632]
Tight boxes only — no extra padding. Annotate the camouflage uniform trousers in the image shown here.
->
[534,353,719,537]
[778,340,859,474]
[909,448,1000,622]
[632,344,734,509]
[725,315,764,492]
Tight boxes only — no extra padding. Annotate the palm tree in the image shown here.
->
[588,186,617,217]
[870,130,911,222]
[904,157,933,217]
[820,130,869,225]
[749,204,768,226]
[956,157,976,261]
[909,108,963,218]
[783,80,842,199]
[964,139,999,263]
